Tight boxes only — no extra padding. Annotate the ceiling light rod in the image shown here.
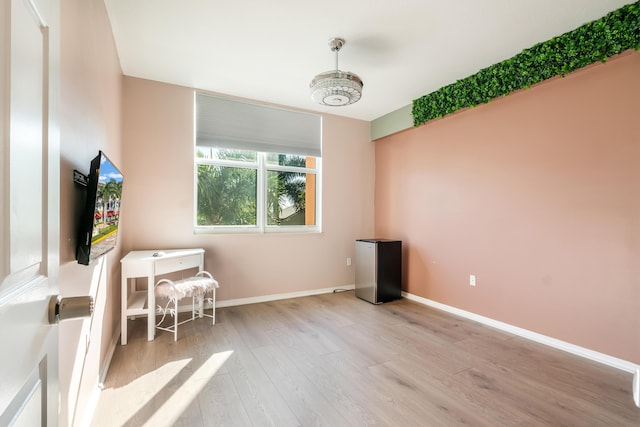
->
[309,37,364,107]
[329,37,345,71]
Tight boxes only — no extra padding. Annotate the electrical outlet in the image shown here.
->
[346,257,352,266]
[469,275,476,286]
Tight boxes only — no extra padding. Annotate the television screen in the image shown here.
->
[77,151,123,265]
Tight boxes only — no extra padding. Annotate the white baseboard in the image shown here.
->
[99,326,120,387]
[402,291,640,374]
[143,284,356,313]
[82,326,120,427]
[634,368,639,407]
[216,284,355,308]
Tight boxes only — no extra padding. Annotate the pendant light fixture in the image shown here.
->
[310,38,363,106]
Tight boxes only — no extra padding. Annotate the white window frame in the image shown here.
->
[194,150,321,234]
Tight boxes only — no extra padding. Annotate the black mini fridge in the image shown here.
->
[355,239,402,304]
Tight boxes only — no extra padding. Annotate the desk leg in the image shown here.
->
[197,259,204,317]
[121,275,128,345]
[148,274,155,341]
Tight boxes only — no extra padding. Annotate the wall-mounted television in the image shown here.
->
[76,151,123,265]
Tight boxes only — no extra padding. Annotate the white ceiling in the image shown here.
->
[104,0,634,122]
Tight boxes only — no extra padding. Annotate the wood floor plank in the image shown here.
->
[92,290,640,426]
[290,294,358,329]
[331,322,402,365]
[383,300,491,345]
[265,300,344,355]
[197,373,252,426]
[369,359,498,427]
[221,305,276,349]
[142,366,205,427]
[226,348,301,426]
[266,327,387,426]
[252,343,350,426]
[213,319,301,426]
[320,348,447,426]
[390,352,527,426]
[455,363,617,426]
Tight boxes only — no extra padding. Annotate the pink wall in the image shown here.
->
[375,51,640,363]
[121,77,375,301]
[59,0,123,424]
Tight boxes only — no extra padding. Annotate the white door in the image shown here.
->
[0,0,60,425]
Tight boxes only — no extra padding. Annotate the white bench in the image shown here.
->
[154,270,219,341]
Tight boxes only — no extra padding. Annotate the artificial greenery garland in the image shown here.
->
[412,1,640,127]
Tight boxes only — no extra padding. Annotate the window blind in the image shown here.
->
[196,92,322,157]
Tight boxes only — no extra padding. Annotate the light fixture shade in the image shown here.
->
[310,38,363,106]
[310,71,363,106]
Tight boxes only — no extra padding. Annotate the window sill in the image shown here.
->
[193,225,321,235]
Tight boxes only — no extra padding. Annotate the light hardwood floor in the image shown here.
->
[92,291,640,426]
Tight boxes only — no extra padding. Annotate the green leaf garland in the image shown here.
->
[412,1,640,127]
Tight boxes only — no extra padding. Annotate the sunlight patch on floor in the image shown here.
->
[110,358,191,423]
[134,350,234,426]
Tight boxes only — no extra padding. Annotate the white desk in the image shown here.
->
[120,248,204,345]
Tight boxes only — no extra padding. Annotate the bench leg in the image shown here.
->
[173,299,178,342]
[211,288,216,325]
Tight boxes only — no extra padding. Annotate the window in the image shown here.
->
[195,148,319,232]
[194,92,322,233]
[265,153,318,227]
[196,149,258,227]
